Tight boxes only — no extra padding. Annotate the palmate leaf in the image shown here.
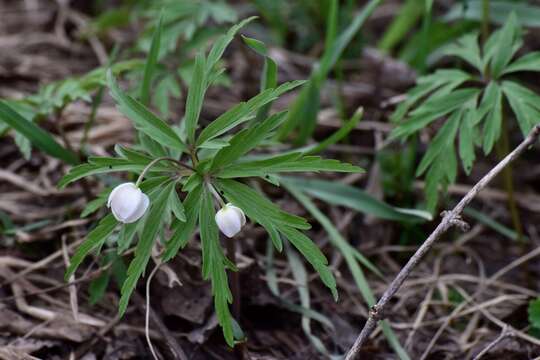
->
[440,32,483,72]
[391,88,479,139]
[107,71,185,151]
[196,81,304,147]
[210,111,287,171]
[185,17,256,144]
[199,186,235,346]
[119,181,176,316]
[489,13,520,78]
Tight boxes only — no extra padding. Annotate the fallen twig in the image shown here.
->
[345,124,540,360]
[472,325,513,360]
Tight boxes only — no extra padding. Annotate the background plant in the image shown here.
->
[391,13,540,213]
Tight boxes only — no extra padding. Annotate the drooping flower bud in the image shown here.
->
[215,203,246,238]
[107,182,149,224]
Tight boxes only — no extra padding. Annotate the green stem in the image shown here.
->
[207,182,226,207]
[495,114,523,242]
[135,157,194,187]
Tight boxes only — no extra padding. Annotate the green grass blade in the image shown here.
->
[286,184,410,360]
[0,101,79,164]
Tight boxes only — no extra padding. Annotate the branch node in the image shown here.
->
[441,211,470,232]
[369,304,384,321]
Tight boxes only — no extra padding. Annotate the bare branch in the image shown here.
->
[345,124,540,360]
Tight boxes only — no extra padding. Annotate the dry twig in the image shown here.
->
[345,124,540,360]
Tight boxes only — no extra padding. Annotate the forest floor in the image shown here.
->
[1,1,540,359]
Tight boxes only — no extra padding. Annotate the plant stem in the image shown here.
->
[208,183,226,207]
[495,114,523,242]
[135,157,194,187]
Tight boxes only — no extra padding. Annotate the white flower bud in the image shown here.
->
[215,203,246,238]
[107,182,149,224]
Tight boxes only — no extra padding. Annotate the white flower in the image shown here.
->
[107,182,149,223]
[215,203,246,238]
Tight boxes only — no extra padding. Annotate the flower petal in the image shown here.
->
[124,192,150,223]
[215,206,242,238]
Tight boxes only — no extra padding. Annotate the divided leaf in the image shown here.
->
[108,71,185,151]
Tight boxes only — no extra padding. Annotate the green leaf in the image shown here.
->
[89,269,110,305]
[285,182,382,277]
[463,207,525,242]
[196,81,304,147]
[482,84,503,154]
[14,132,31,160]
[416,110,461,176]
[378,0,424,53]
[445,1,540,28]
[119,181,176,316]
[284,184,412,360]
[162,184,203,261]
[210,111,287,170]
[503,51,540,75]
[391,88,479,139]
[199,186,234,346]
[501,80,540,135]
[0,101,78,164]
[279,226,337,300]
[282,176,431,223]
[81,188,111,218]
[490,13,520,78]
[184,52,207,144]
[217,153,362,179]
[65,214,118,280]
[278,0,383,143]
[117,222,139,254]
[305,108,363,155]
[528,298,540,329]
[206,17,256,74]
[241,35,279,122]
[58,157,175,188]
[241,35,268,56]
[216,179,310,231]
[107,71,185,151]
[169,186,186,222]
[441,32,483,72]
[140,13,163,105]
[459,109,476,174]
[391,69,471,123]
